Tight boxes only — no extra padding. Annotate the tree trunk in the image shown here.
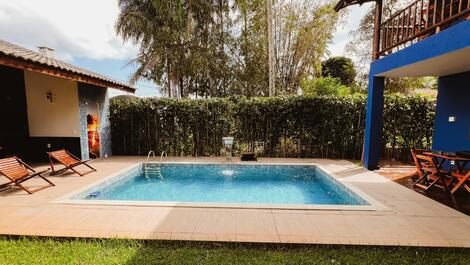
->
[166,57,172,98]
[267,0,275,96]
[170,71,180,98]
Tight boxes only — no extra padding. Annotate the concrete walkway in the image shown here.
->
[0,157,469,247]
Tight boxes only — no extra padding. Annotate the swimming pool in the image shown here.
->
[69,163,370,207]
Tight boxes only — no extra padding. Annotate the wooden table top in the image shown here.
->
[423,152,470,161]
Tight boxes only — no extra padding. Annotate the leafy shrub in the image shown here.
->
[110,95,435,160]
[300,77,351,97]
[321,56,357,87]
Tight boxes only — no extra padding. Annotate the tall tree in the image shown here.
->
[116,0,222,97]
[321,56,356,87]
[345,0,435,94]
[116,0,341,97]
[274,1,339,94]
[346,0,405,71]
[233,0,270,96]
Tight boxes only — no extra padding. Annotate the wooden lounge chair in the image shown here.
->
[48,149,97,176]
[0,157,54,194]
[449,170,470,194]
[413,154,449,191]
[410,149,431,178]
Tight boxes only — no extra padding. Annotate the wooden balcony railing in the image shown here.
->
[378,0,470,57]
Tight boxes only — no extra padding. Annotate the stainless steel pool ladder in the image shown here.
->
[144,151,166,180]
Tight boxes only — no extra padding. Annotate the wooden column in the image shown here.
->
[372,0,383,60]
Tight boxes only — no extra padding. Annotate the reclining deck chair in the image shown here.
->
[48,149,97,176]
[0,157,54,194]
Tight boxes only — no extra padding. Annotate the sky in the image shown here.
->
[0,0,372,98]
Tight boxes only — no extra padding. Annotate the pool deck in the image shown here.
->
[0,156,469,247]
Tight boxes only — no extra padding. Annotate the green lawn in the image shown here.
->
[0,237,469,265]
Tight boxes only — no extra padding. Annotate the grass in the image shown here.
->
[0,237,469,265]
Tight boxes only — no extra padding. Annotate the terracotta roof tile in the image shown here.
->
[0,39,135,92]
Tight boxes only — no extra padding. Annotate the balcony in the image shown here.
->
[379,0,470,57]
[334,0,470,170]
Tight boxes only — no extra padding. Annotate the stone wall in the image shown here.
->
[78,83,112,160]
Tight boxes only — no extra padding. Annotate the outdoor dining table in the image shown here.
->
[423,152,470,172]
[423,152,470,193]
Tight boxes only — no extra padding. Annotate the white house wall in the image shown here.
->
[23,71,80,137]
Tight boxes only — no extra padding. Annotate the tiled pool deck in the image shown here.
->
[0,157,469,247]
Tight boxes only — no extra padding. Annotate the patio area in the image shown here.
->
[377,160,470,215]
[0,156,469,247]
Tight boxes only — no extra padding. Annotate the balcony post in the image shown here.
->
[372,0,383,60]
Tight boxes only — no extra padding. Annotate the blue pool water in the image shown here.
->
[73,164,369,206]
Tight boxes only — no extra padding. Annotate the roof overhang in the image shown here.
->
[334,0,376,12]
[0,54,135,93]
[377,46,470,77]
[0,39,135,93]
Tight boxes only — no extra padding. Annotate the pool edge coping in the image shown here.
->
[51,161,389,212]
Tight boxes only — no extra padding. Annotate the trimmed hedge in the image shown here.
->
[110,95,435,160]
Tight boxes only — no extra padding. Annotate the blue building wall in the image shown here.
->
[362,19,470,170]
[432,71,470,152]
[363,76,385,170]
[78,83,112,160]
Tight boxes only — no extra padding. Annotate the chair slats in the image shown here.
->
[0,156,54,194]
[0,157,29,181]
[48,149,96,176]
[413,153,449,191]
[49,150,79,166]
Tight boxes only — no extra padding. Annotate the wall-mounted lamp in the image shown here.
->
[46,91,54,103]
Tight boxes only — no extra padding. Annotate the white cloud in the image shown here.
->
[329,3,373,57]
[0,0,136,61]
[0,0,374,95]
[0,0,372,61]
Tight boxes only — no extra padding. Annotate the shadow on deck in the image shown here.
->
[378,160,470,215]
